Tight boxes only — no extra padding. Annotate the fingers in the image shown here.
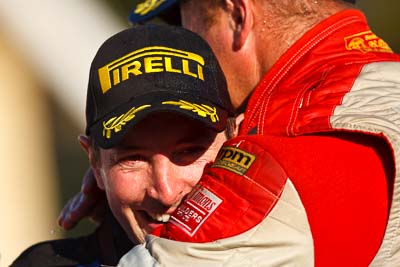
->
[58,194,83,230]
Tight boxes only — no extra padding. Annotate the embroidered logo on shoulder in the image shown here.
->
[344,30,393,54]
[213,146,256,175]
[134,0,166,16]
[170,184,222,236]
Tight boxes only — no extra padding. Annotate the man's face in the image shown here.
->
[93,113,227,244]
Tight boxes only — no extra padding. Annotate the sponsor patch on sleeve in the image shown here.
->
[169,184,222,236]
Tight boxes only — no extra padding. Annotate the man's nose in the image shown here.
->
[149,154,186,206]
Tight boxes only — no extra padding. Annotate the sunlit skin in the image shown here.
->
[83,113,228,244]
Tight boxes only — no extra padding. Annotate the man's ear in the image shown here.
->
[78,134,105,190]
[226,0,254,50]
[78,134,90,155]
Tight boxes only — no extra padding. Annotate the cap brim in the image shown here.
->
[89,92,229,149]
[129,0,178,24]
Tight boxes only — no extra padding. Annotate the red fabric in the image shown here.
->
[242,10,400,135]
[240,9,399,266]
[262,132,393,266]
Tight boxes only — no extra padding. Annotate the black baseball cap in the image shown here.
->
[129,0,356,25]
[86,24,234,149]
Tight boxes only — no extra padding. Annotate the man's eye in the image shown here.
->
[118,155,146,167]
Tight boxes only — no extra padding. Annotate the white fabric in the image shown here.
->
[117,244,160,267]
[331,61,400,266]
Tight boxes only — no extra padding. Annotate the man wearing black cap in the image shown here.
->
[86,21,313,267]
[61,0,400,266]
[83,22,236,244]
[11,24,234,266]
[13,23,314,266]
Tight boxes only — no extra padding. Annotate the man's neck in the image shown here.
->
[256,2,350,71]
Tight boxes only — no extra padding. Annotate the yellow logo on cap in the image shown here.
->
[102,105,151,139]
[98,46,205,94]
[345,30,392,53]
[213,146,256,175]
[135,0,166,16]
[162,100,219,123]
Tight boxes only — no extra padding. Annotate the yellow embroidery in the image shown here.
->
[134,0,166,16]
[344,30,393,53]
[162,100,219,123]
[103,105,151,139]
[98,46,205,94]
[213,146,256,175]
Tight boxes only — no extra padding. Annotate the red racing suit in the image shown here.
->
[240,9,400,267]
[118,9,400,267]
